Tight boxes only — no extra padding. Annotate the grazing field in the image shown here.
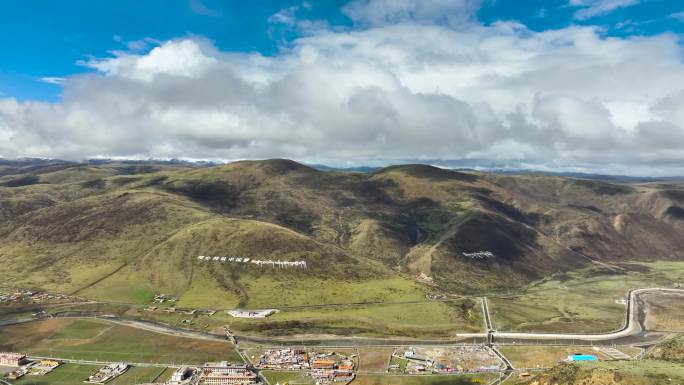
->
[488,261,684,333]
[0,319,241,364]
[261,370,316,385]
[352,374,497,385]
[241,277,428,308]
[499,345,607,369]
[358,347,393,372]
[226,299,482,337]
[108,366,170,385]
[24,296,481,338]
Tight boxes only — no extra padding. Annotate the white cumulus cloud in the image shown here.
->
[1,6,684,175]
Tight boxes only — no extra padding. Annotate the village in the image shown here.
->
[0,288,74,305]
[2,345,360,385]
[142,293,279,325]
[0,352,260,385]
[248,348,356,384]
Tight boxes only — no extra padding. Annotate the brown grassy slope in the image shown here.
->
[153,161,684,289]
[1,159,683,297]
[484,174,684,262]
[0,189,214,291]
[513,363,653,385]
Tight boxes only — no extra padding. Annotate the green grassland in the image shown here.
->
[488,261,684,333]
[4,260,681,338]
[213,297,481,337]
[58,272,477,337]
[240,277,427,308]
[0,319,241,364]
[14,295,480,338]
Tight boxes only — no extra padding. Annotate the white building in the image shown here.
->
[0,352,27,367]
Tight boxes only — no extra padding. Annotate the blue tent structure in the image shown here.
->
[567,354,598,362]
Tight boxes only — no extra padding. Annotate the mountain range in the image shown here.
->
[1,158,683,306]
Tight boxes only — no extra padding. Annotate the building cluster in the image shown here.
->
[227,309,277,318]
[0,352,27,367]
[167,366,200,385]
[1,355,258,385]
[393,346,502,374]
[27,359,61,376]
[153,293,178,304]
[462,251,495,259]
[200,362,258,385]
[254,349,355,384]
[140,363,258,385]
[197,256,307,269]
[144,306,216,316]
[86,362,130,383]
[0,352,28,380]
[0,353,62,380]
[0,288,71,304]
[143,295,217,316]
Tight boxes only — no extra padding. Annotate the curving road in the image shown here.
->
[1,288,681,346]
[479,288,684,342]
[228,288,684,345]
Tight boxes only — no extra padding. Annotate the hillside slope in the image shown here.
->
[1,159,683,306]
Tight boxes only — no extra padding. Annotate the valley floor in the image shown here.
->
[2,261,684,385]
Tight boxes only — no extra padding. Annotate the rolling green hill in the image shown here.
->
[1,158,683,311]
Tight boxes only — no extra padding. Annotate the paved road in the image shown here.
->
[482,297,493,331]
[491,346,514,370]
[28,355,172,368]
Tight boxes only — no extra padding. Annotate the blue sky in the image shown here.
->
[1,0,682,102]
[0,0,350,101]
[480,0,684,35]
[2,0,684,174]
